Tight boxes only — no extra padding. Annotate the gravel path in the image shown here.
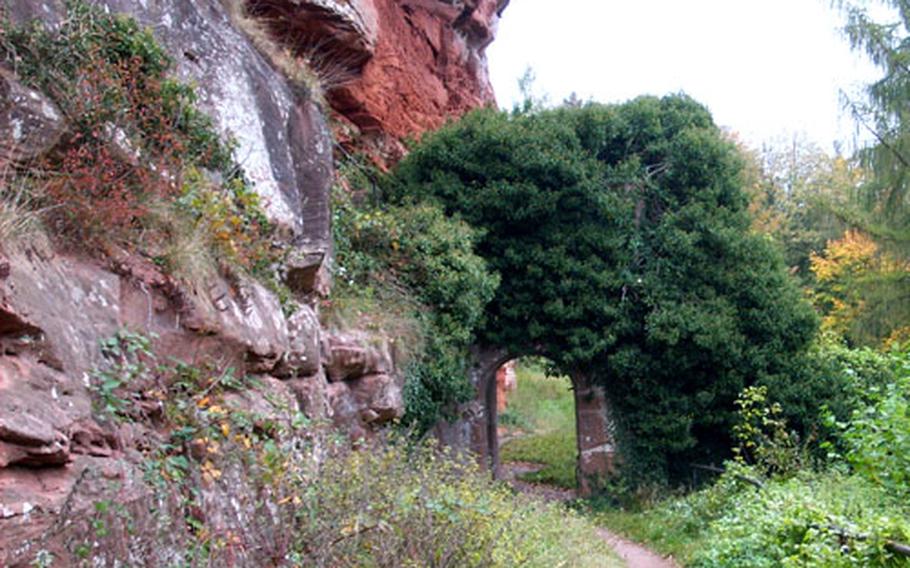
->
[501,460,680,568]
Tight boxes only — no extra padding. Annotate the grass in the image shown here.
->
[0,176,46,249]
[300,439,623,568]
[500,361,578,489]
[224,0,358,105]
[589,488,715,563]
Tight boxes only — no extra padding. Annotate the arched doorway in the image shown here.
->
[462,348,618,496]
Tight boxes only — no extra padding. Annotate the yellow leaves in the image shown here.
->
[277,494,302,506]
[810,229,878,284]
[201,460,221,483]
[810,229,910,344]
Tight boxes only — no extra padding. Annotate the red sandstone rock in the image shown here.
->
[329,0,509,161]
[248,0,509,163]
[349,373,403,424]
[323,331,392,382]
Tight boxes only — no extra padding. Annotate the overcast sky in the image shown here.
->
[487,0,883,154]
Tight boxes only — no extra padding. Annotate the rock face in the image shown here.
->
[0,0,509,563]
[245,0,509,162]
[329,0,509,160]
[0,69,66,166]
[6,0,334,247]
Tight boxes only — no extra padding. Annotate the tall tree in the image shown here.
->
[388,96,818,479]
[836,0,910,254]
[742,136,857,281]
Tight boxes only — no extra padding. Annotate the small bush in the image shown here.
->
[293,438,621,567]
[732,385,805,476]
[840,345,910,499]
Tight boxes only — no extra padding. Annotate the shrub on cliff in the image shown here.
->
[330,176,498,432]
[0,1,277,279]
[387,95,820,481]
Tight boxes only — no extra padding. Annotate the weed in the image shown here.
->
[224,0,328,103]
[0,176,45,247]
[90,329,157,420]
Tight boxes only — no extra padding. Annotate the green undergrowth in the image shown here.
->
[590,345,910,567]
[592,468,910,567]
[70,330,622,567]
[0,1,283,290]
[500,361,577,489]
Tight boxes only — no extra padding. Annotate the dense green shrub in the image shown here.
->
[595,346,910,567]
[596,467,910,567]
[330,178,498,431]
[840,345,910,499]
[691,471,910,567]
[769,335,896,460]
[388,96,818,480]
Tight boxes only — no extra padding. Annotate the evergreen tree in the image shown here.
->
[389,96,818,479]
[837,0,910,254]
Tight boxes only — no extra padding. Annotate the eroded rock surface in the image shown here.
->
[0,69,66,166]
[5,0,334,246]
[330,0,509,160]
[0,0,508,562]
[0,246,406,564]
[240,0,508,162]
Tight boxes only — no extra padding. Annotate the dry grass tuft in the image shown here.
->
[0,168,51,252]
[224,0,361,105]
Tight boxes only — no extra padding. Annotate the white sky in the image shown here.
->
[487,0,884,154]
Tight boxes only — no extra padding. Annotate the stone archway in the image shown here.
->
[436,347,617,497]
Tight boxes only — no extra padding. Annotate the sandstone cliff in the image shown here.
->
[0,0,505,564]
[249,0,508,162]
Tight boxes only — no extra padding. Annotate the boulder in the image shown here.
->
[287,370,330,420]
[0,68,66,165]
[0,353,95,469]
[323,331,391,382]
[276,304,322,377]
[0,249,121,376]
[349,373,403,424]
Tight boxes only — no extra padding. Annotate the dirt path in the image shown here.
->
[501,461,680,568]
